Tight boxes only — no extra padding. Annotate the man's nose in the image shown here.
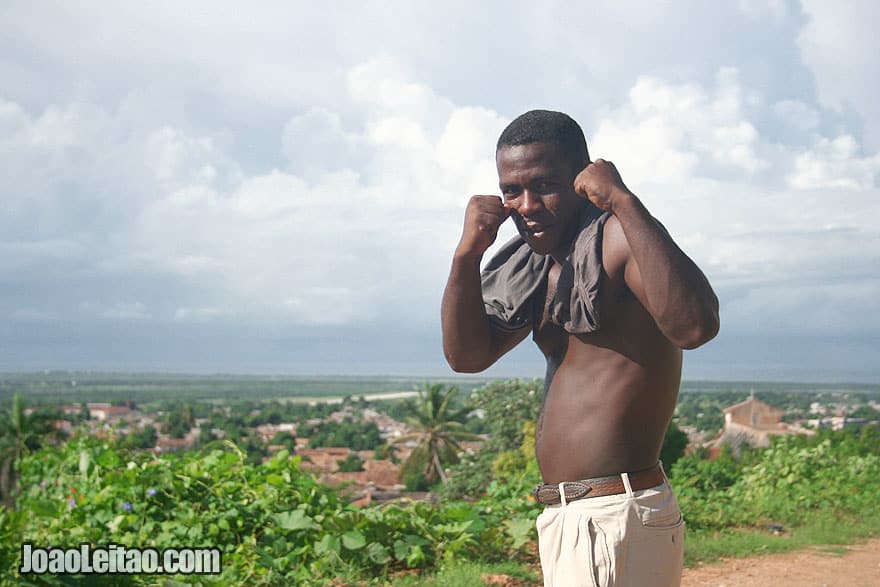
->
[518,190,544,216]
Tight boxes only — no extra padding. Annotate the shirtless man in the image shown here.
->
[441,110,719,586]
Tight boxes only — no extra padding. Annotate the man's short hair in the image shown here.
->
[496,110,590,172]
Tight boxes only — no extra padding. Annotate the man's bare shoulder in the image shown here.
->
[599,214,630,278]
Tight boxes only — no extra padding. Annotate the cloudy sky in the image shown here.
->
[1,1,878,382]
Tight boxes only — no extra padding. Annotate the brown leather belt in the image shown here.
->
[533,464,665,505]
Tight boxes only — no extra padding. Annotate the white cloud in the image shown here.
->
[772,99,820,134]
[234,170,307,217]
[67,60,506,328]
[282,108,362,179]
[787,135,880,190]
[348,59,453,124]
[0,1,878,376]
[586,68,880,340]
[797,0,880,149]
[591,69,767,185]
[3,53,878,340]
[436,106,510,193]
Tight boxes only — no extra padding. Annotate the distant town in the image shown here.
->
[14,374,880,505]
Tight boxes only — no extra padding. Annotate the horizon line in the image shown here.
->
[1,369,878,388]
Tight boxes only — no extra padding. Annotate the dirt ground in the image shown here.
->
[680,539,880,587]
[482,540,880,586]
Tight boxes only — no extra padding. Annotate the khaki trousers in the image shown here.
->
[535,474,684,587]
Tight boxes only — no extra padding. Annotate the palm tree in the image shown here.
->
[0,393,30,508]
[0,393,59,508]
[182,403,196,429]
[392,384,481,486]
[0,435,14,509]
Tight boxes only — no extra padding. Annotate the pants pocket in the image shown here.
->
[626,510,684,587]
[624,491,685,586]
[637,487,683,530]
[580,516,612,587]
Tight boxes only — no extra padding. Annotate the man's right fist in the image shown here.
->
[457,195,510,257]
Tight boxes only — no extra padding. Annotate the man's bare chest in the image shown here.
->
[533,262,635,357]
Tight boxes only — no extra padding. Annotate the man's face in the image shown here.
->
[496,142,587,258]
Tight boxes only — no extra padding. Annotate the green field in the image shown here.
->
[0,372,494,407]
[3,371,877,408]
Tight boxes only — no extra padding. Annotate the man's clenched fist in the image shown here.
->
[457,195,511,257]
[574,158,632,213]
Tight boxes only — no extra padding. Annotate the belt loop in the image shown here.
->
[558,482,567,506]
[621,472,634,497]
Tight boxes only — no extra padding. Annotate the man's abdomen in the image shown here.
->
[535,337,682,484]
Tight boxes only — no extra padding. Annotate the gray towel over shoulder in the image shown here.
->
[481,207,611,334]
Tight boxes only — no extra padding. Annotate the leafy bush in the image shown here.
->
[2,436,541,585]
[302,418,383,451]
[670,426,880,531]
[734,435,880,524]
[3,383,879,584]
[442,379,543,500]
[660,421,689,468]
[336,453,365,473]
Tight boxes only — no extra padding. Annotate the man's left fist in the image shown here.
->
[573,158,630,213]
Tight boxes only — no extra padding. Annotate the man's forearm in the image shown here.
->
[441,252,497,372]
[612,190,720,349]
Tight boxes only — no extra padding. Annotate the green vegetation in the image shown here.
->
[684,509,880,566]
[1,377,879,585]
[441,378,544,500]
[659,421,689,466]
[388,560,540,587]
[0,393,65,508]
[672,426,880,531]
[118,426,158,450]
[392,385,480,490]
[4,423,877,585]
[302,419,383,451]
[160,404,197,438]
[336,453,366,473]
[2,438,542,586]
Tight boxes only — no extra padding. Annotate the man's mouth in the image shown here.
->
[511,213,550,238]
[524,224,549,237]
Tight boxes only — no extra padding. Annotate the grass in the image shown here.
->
[386,561,540,587]
[684,507,880,566]
[385,508,880,586]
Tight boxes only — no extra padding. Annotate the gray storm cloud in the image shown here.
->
[1,1,877,379]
